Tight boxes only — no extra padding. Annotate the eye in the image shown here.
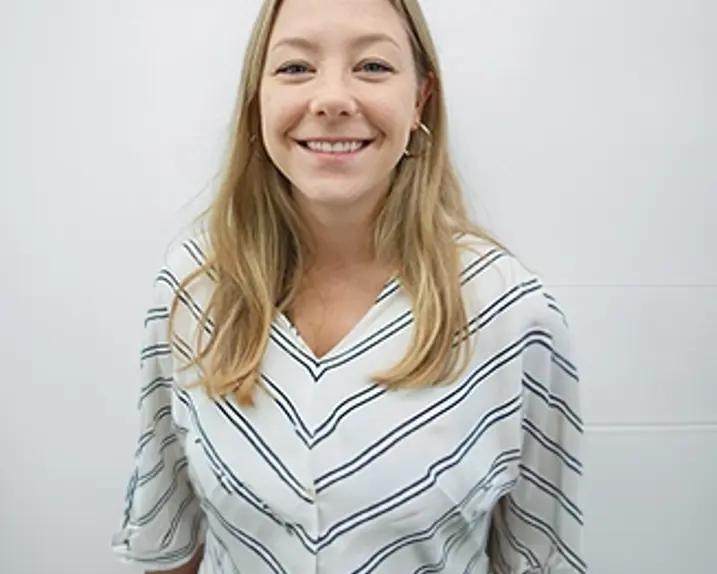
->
[276,62,311,75]
[359,61,393,74]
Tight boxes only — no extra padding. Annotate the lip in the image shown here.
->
[294,138,375,159]
[294,136,375,143]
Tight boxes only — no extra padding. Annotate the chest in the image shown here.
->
[287,272,392,359]
[179,357,523,549]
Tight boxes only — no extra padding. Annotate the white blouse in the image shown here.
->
[112,233,586,573]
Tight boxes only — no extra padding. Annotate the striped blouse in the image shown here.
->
[111,233,586,573]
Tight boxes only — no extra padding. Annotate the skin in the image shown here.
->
[259,0,432,272]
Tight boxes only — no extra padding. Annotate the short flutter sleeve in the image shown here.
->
[111,275,206,569]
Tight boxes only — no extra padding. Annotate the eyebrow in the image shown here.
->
[270,33,401,53]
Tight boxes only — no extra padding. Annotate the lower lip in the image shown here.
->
[299,142,372,160]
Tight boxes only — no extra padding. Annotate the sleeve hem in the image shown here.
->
[111,520,207,571]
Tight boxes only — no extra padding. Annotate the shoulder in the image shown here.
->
[455,232,571,337]
[149,229,215,318]
[162,227,212,281]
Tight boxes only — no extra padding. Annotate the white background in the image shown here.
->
[1,1,715,572]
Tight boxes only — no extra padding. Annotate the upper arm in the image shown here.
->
[488,289,586,574]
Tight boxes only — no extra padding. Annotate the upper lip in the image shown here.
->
[295,137,374,142]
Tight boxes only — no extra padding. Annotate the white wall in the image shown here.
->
[1,1,714,572]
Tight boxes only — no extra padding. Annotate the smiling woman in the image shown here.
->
[260,5,428,213]
[111,1,586,573]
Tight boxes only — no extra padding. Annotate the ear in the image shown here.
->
[414,72,435,128]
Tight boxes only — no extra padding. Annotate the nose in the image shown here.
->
[308,72,358,118]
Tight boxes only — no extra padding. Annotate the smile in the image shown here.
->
[297,139,373,154]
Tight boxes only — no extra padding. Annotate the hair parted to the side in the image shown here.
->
[168,0,508,406]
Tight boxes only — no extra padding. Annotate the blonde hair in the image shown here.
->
[169,0,506,406]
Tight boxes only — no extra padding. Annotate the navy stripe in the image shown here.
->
[315,399,523,548]
[157,267,214,335]
[134,405,172,455]
[182,238,217,282]
[311,384,387,447]
[492,505,540,571]
[176,390,316,548]
[159,492,196,550]
[268,323,322,378]
[202,499,289,574]
[314,331,534,493]
[137,435,179,486]
[214,399,313,504]
[522,371,583,432]
[127,512,204,566]
[459,279,542,344]
[261,374,313,447]
[133,457,189,527]
[522,418,582,474]
[353,451,518,574]
[141,342,172,362]
[145,306,169,327]
[518,464,583,524]
[505,497,587,574]
[138,375,174,407]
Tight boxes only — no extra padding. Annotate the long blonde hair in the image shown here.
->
[169,0,506,406]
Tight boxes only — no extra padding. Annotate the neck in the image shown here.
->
[299,201,377,273]
[292,177,397,274]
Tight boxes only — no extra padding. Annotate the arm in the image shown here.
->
[488,290,586,573]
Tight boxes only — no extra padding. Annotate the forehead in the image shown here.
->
[269,0,409,47]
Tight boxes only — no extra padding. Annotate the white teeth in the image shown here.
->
[306,141,365,153]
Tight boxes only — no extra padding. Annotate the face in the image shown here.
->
[259,0,430,213]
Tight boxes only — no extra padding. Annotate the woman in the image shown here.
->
[112,0,586,572]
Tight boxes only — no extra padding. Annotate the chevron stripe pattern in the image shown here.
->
[111,233,586,574]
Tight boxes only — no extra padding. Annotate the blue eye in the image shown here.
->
[277,63,310,75]
[361,61,392,73]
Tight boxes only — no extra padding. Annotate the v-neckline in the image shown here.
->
[275,276,399,363]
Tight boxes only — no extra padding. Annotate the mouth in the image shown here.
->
[295,139,374,155]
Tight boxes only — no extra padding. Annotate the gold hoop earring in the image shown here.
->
[403,121,432,158]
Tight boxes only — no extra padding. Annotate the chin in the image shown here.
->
[300,187,368,207]
[293,177,379,205]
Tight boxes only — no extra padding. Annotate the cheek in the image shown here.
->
[366,92,417,138]
[260,93,297,137]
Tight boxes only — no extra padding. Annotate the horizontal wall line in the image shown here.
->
[585,422,717,433]
[543,284,717,289]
